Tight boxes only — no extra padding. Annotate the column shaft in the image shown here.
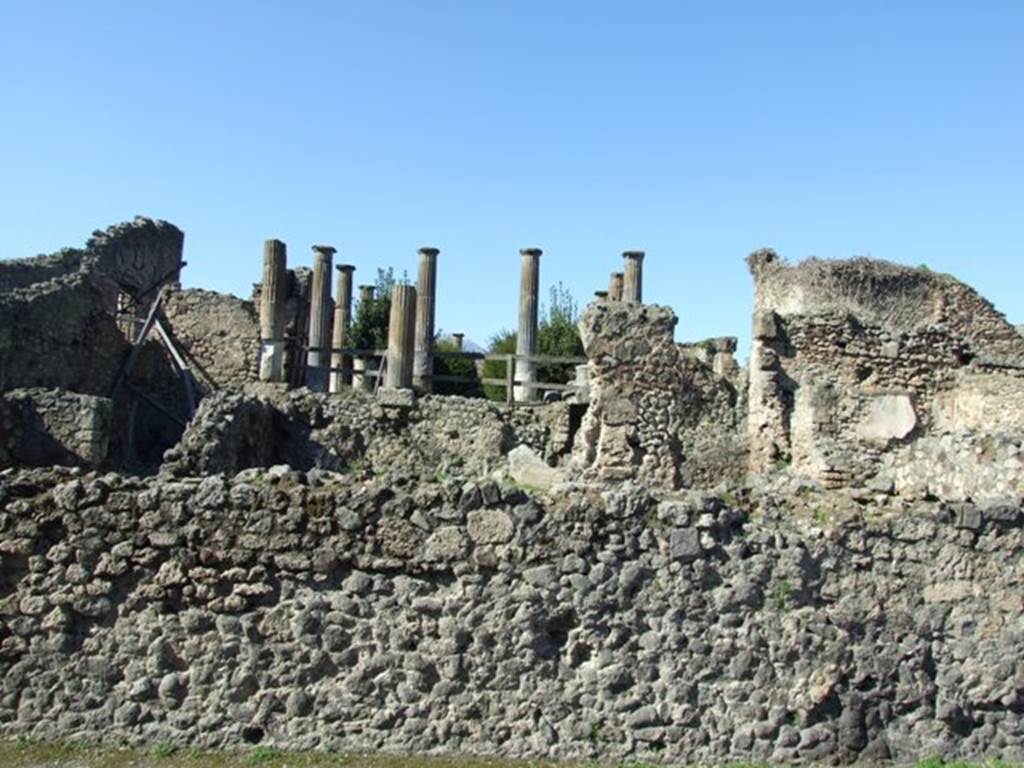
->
[306,245,335,392]
[413,247,439,392]
[608,272,624,302]
[515,248,542,402]
[259,239,288,382]
[622,251,644,303]
[385,284,417,389]
[330,265,355,392]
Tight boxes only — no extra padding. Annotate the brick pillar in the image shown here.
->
[622,251,644,303]
[305,245,335,392]
[515,248,542,402]
[259,239,288,382]
[608,272,624,302]
[385,284,417,389]
[413,247,439,392]
[329,264,355,392]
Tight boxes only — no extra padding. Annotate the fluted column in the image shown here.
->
[385,284,417,389]
[305,245,335,392]
[608,272,624,302]
[329,264,355,392]
[413,247,439,392]
[515,248,542,402]
[622,251,644,303]
[259,239,288,382]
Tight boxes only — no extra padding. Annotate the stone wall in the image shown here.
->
[0,389,112,468]
[161,289,261,394]
[573,302,747,490]
[0,218,185,397]
[748,252,1024,362]
[160,389,575,483]
[1,469,1023,764]
[0,271,129,395]
[747,250,1024,487]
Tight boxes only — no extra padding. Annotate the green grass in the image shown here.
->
[1,739,1022,768]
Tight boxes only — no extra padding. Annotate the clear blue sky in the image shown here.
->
[2,1,1022,356]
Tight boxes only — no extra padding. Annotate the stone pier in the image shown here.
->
[305,245,335,392]
[259,239,288,382]
[515,248,542,403]
[413,247,439,392]
[608,272,624,302]
[622,251,644,303]
[329,264,355,392]
[385,284,417,390]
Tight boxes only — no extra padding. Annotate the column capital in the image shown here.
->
[623,250,645,260]
[336,264,355,273]
[312,244,337,257]
[520,248,543,258]
[418,246,440,257]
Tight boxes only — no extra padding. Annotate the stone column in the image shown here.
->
[329,264,355,392]
[608,272,624,302]
[622,251,644,303]
[353,285,377,391]
[259,239,288,382]
[358,284,376,306]
[305,245,335,392]
[413,247,439,392]
[452,333,464,351]
[594,290,609,303]
[515,248,542,403]
[385,284,417,389]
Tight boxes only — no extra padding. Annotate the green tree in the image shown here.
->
[537,282,584,384]
[480,282,584,402]
[482,328,517,401]
[349,268,395,351]
[433,336,483,398]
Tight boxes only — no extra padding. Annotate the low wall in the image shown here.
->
[0,389,113,469]
[1,469,1022,764]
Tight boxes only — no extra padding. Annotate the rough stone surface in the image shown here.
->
[1,469,1023,764]
[573,301,746,489]
[747,249,1024,488]
[0,389,112,468]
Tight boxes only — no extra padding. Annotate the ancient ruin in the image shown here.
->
[1,218,1023,764]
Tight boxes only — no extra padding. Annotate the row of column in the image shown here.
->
[259,241,442,393]
[260,242,646,400]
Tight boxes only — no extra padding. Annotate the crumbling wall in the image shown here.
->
[1,469,1023,764]
[160,389,571,482]
[747,250,1024,487]
[161,289,261,394]
[749,252,1024,362]
[0,272,128,395]
[0,250,86,293]
[0,218,185,397]
[573,302,746,489]
[0,389,113,468]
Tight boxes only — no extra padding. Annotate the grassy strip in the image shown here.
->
[0,740,1021,768]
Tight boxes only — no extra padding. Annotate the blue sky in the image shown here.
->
[2,1,1022,356]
